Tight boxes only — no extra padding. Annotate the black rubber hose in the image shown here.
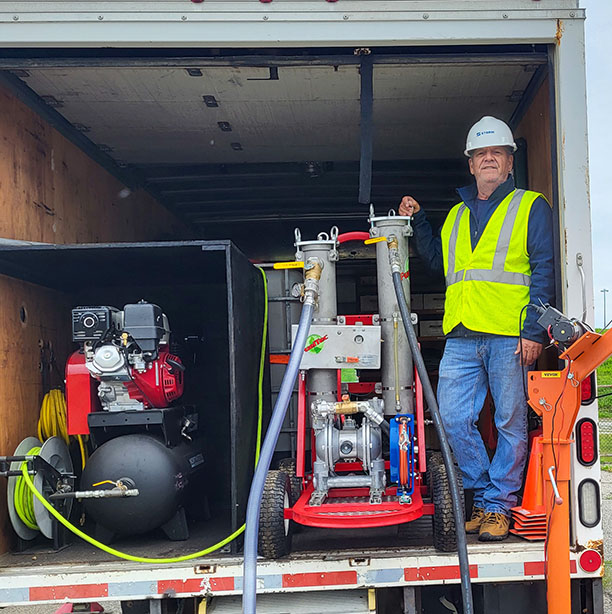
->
[391,271,474,614]
[379,419,390,437]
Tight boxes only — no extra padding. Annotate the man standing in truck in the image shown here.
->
[399,116,554,541]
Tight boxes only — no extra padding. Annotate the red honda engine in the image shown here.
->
[124,349,184,408]
[66,302,184,435]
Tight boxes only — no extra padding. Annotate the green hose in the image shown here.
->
[255,267,268,465]
[18,267,269,563]
[15,447,41,530]
[20,466,245,563]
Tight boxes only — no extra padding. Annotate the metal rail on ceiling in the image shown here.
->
[141,161,467,183]
[0,52,549,69]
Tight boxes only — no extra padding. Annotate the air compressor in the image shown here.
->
[68,300,205,542]
[2,300,206,545]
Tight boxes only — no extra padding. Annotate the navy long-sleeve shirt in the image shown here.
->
[412,175,555,343]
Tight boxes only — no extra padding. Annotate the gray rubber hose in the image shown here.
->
[242,301,315,614]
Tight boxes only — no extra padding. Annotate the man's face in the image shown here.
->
[468,146,514,189]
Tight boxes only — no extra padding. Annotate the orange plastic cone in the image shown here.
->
[511,436,546,540]
[518,436,545,513]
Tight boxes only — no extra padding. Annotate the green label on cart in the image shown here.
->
[402,256,410,281]
[304,334,328,354]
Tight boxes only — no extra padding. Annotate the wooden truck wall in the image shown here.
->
[0,83,185,553]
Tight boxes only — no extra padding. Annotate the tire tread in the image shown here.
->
[258,470,292,559]
[278,457,302,504]
[428,451,465,552]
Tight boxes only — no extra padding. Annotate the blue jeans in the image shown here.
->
[437,336,528,515]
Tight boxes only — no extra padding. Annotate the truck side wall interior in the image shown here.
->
[0,83,190,554]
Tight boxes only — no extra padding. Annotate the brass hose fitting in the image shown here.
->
[304,259,323,282]
[334,401,360,415]
[386,235,402,274]
[303,257,323,307]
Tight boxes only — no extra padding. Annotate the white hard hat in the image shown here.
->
[464,116,517,157]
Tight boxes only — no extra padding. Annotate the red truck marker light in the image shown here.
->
[580,373,596,404]
[578,549,602,573]
[576,418,598,466]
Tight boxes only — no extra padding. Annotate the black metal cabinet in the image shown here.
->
[0,240,270,552]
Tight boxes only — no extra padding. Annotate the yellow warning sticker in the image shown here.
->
[541,371,562,378]
[273,261,304,270]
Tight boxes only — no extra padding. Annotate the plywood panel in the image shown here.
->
[0,84,187,553]
[515,78,553,203]
[0,85,186,243]
[0,275,73,552]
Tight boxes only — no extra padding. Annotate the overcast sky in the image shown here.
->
[582,1,611,327]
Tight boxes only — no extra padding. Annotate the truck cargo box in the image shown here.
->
[0,2,603,612]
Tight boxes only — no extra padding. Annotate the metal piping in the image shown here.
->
[370,214,414,415]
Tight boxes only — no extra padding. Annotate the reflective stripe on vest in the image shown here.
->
[445,189,528,288]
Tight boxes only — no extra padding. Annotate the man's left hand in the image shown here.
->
[515,339,542,366]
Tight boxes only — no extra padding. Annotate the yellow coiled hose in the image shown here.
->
[18,267,268,563]
[38,388,87,470]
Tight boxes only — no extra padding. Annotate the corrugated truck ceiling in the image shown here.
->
[18,63,533,164]
[4,49,546,250]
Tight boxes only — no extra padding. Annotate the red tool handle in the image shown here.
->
[337,231,370,244]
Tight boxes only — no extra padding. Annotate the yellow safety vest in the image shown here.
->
[441,188,542,336]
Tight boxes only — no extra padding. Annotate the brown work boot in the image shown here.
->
[478,512,510,541]
[465,506,486,534]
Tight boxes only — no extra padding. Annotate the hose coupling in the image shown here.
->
[333,401,384,427]
[303,257,323,306]
[386,235,402,274]
[362,405,384,426]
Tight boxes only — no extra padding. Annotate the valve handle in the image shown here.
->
[273,261,304,270]
[364,237,387,245]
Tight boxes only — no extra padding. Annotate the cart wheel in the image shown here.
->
[428,451,465,552]
[258,470,293,559]
[278,457,302,504]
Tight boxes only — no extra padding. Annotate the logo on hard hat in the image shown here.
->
[476,130,495,137]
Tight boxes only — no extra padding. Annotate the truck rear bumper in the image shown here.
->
[0,540,600,606]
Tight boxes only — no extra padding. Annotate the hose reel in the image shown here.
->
[2,435,138,544]
[5,436,74,541]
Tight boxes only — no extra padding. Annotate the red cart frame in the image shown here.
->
[287,314,433,529]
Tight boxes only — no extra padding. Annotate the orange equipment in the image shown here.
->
[510,436,546,540]
[527,318,612,614]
